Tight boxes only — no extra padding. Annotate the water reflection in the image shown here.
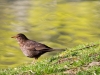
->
[0,0,100,69]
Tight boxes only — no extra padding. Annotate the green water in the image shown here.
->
[0,0,100,69]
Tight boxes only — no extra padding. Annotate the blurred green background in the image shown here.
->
[0,0,100,69]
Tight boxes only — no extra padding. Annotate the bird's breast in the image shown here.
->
[20,45,37,58]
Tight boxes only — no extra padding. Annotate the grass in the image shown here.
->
[0,41,100,75]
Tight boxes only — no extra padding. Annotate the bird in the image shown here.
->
[11,33,65,60]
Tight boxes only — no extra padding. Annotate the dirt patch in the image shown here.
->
[64,61,100,75]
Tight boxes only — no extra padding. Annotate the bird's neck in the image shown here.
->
[16,38,28,45]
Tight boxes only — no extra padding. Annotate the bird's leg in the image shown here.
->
[31,58,38,64]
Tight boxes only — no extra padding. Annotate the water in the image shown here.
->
[0,0,100,69]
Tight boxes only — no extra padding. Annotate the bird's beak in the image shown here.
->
[11,36,16,38]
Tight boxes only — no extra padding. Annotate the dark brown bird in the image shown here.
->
[11,33,65,59]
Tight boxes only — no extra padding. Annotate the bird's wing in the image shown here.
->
[24,40,52,51]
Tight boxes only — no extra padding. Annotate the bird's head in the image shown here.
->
[11,33,28,42]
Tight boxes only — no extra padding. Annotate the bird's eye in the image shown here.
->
[17,35,20,37]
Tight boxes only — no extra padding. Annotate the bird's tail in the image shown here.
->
[49,48,66,51]
[41,48,66,53]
